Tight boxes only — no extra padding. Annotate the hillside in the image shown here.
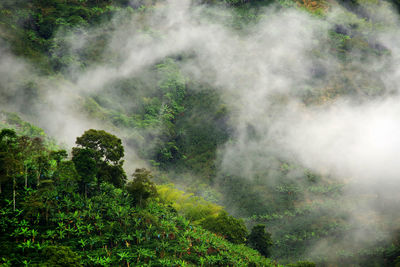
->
[0,120,281,266]
[2,0,400,265]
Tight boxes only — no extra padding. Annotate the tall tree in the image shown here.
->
[200,211,248,244]
[126,168,157,206]
[247,224,273,257]
[72,129,126,190]
[72,148,97,197]
[0,129,23,211]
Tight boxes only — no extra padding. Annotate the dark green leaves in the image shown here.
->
[248,224,273,257]
[126,168,157,206]
[73,129,126,190]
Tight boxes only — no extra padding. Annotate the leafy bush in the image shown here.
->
[126,168,157,206]
[157,183,223,223]
[201,211,248,244]
[287,261,316,267]
[248,224,273,257]
[41,246,82,267]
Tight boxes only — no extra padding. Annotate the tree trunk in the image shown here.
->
[37,170,41,187]
[46,206,49,224]
[24,166,28,188]
[13,176,16,212]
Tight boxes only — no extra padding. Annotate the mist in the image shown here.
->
[2,0,400,262]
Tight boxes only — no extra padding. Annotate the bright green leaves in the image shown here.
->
[157,183,223,224]
[0,125,277,266]
[0,164,276,266]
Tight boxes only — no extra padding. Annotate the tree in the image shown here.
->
[30,137,50,187]
[72,129,126,190]
[200,211,248,244]
[17,135,33,188]
[75,129,124,165]
[287,261,316,267]
[247,224,273,257]
[52,160,79,193]
[72,148,97,197]
[50,150,68,165]
[43,245,82,267]
[126,168,157,206]
[0,129,23,211]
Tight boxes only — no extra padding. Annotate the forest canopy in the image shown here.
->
[2,0,400,265]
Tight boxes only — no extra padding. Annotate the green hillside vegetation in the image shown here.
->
[2,0,400,266]
[0,127,278,266]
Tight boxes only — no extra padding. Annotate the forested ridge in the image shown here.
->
[0,117,279,266]
[2,0,400,266]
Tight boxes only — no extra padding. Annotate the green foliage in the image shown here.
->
[1,0,397,265]
[201,211,248,244]
[287,261,316,267]
[0,0,129,73]
[72,148,97,196]
[157,183,223,223]
[0,179,276,266]
[126,168,157,206]
[0,112,57,150]
[154,59,187,166]
[42,245,82,267]
[75,129,124,165]
[0,129,277,266]
[248,224,273,257]
[72,129,127,189]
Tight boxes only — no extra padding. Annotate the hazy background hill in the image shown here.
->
[2,0,400,265]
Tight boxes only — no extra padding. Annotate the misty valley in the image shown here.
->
[1,0,400,266]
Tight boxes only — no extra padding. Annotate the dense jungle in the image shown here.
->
[2,0,400,266]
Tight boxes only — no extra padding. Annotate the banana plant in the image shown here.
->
[11,227,23,240]
[62,197,73,213]
[34,241,46,251]
[117,251,133,266]
[21,259,31,267]
[88,236,101,250]
[157,258,173,266]
[45,229,56,243]
[86,223,94,234]
[88,255,112,266]
[65,223,76,238]
[30,229,38,242]
[133,229,144,245]
[78,238,87,251]
[58,228,66,240]
[158,241,169,257]
[18,239,34,253]
[76,222,86,237]
[173,259,189,266]
[196,242,209,256]
[136,247,151,263]
[14,224,31,241]
[56,211,67,222]
[95,221,105,235]
[199,256,209,266]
